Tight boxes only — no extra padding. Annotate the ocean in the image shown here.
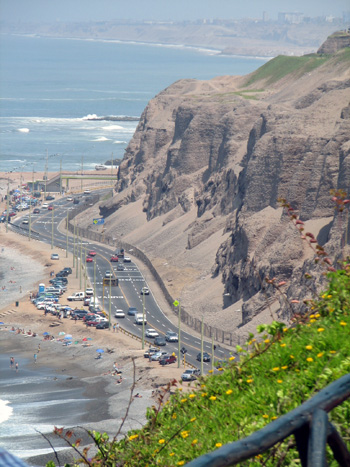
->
[0,34,269,174]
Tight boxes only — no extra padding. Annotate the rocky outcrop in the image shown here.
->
[87,39,350,333]
[317,30,350,54]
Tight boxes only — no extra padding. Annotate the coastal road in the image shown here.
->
[12,195,233,371]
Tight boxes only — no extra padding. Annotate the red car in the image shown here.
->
[110,256,119,262]
[159,355,177,365]
[86,256,93,263]
[48,205,54,211]
[88,250,96,257]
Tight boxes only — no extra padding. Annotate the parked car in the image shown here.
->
[56,270,69,277]
[51,253,59,260]
[165,331,178,342]
[140,287,150,295]
[63,267,72,274]
[154,336,166,347]
[145,328,159,338]
[159,355,177,365]
[96,321,109,329]
[45,195,55,200]
[33,208,40,214]
[110,256,119,262]
[123,256,131,263]
[151,351,168,361]
[89,303,103,313]
[181,369,201,381]
[144,347,158,358]
[85,288,94,296]
[115,310,125,318]
[196,352,211,362]
[50,277,67,285]
[127,307,138,316]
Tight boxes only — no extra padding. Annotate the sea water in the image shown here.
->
[0,34,269,173]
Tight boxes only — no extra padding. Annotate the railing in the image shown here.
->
[185,373,350,466]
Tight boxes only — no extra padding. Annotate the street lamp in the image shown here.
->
[173,300,181,368]
[142,291,145,349]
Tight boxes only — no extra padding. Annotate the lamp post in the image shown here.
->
[84,245,86,292]
[93,259,96,307]
[66,211,69,258]
[51,206,54,249]
[201,315,204,375]
[5,180,9,233]
[142,291,145,349]
[173,300,181,368]
[79,236,82,290]
[109,269,112,330]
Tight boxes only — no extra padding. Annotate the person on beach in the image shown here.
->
[37,344,41,353]
[34,353,37,363]
[10,357,14,368]
[113,323,116,332]
[116,322,120,332]
[15,362,19,372]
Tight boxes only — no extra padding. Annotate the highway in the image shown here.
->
[12,193,233,371]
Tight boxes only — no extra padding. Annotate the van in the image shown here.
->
[134,313,147,325]
[67,291,85,301]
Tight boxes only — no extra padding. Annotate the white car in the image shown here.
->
[145,328,159,338]
[115,310,125,318]
[67,196,73,201]
[105,271,113,278]
[85,288,94,296]
[41,203,49,209]
[123,256,131,263]
[140,287,150,295]
[22,219,29,225]
[84,189,91,194]
[51,253,59,260]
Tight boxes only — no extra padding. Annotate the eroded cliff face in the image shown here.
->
[94,51,350,332]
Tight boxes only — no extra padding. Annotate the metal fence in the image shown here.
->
[67,198,240,348]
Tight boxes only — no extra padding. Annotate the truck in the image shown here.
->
[67,291,85,301]
[134,312,147,325]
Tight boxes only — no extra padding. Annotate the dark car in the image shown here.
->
[127,307,138,316]
[196,352,211,362]
[73,198,80,204]
[71,310,88,319]
[33,208,40,214]
[56,270,69,277]
[154,336,166,346]
[86,319,100,327]
[159,355,177,365]
[45,195,55,200]
[96,321,109,330]
[63,267,72,274]
[50,277,68,285]
[117,264,125,271]
[48,205,54,210]
[0,216,6,223]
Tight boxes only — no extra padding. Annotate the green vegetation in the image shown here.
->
[243,54,330,87]
[51,258,350,466]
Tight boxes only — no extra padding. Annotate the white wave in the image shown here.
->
[101,125,124,131]
[92,137,111,142]
[82,113,99,120]
[113,140,127,144]
[0,399,13,424]
[17,128,30,133]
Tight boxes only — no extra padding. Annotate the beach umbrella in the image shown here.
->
[64,334,73,340]
[82,337,87,341]
[58,331,66,336]
[43,332,49,336]
[0,322,4,325]
[96,349,104,354]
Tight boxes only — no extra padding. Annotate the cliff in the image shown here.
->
[77,40,350,338]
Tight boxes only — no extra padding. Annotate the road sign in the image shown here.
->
[93,218,105,225]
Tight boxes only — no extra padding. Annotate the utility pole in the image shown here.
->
[84,245,86,292]
[93,259,96,307]
[73,219,76,267]
[5,180,9,233]
[44,150,48,201]
[173,300,181,368]
[201,315,204,375]
[81,156,84,193]
[109,270,112,330]
[51,206,54,249]
[66,211,69,258]
[142,291,145,349]
[59,159,62,195]
[79,236,82,289]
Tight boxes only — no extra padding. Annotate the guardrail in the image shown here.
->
[8,222,40,240]
[185,372,350,466]
[66,200,240,348]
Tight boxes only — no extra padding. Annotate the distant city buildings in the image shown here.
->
[278,12,304,24]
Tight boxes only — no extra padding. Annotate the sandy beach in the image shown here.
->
[0,172,189,465]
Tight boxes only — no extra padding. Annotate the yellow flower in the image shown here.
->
[172,413,177,419]
[262,414,269,419]
[272,367,280,371]
[283,328,288,332]
[201,392,207,397]
[129,434,139,441]
[307,357,314,362]
[305,345,313,350]
[281,366,288,370]
[189,394,196,399]
[226,389,233,395]
[191,439,198,446]
[317,328,325,332]
[309,314,315,318]
[181,431,189,439]
[178,387,183,391]
[322,294,326,299]
[310,319,316,323]
[209,396,217,401]
[218,367,224,371]
[295,369,300,372]
[178,462,185,466]
[215,443,222,448]
[180,399,188,403]
[317,352,324,358]
[169,453,175,456]
[280,343,286,347]
[229,356,235,361]
[201,384,206,388]
[290,355,295,359]
[277,379,283,384]
[190,417,196,422]
[315,313,320,318]
[208,369,213,373]
[271,416,278,420]
[246,379,253,383]
[159,439,165,444]
[330,350,336,354]
[327,295,332,298]
[264,339,270,344]
[340,321,347,326]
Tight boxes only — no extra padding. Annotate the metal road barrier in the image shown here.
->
[8,222,40,240]
[185,373,350,467]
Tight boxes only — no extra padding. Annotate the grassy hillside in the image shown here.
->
[54,258,350,466]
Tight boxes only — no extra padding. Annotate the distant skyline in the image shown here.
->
[1,0,349,23]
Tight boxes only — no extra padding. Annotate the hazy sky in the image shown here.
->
[1,0,349,23]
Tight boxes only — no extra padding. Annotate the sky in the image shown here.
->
[1,0,349,23]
